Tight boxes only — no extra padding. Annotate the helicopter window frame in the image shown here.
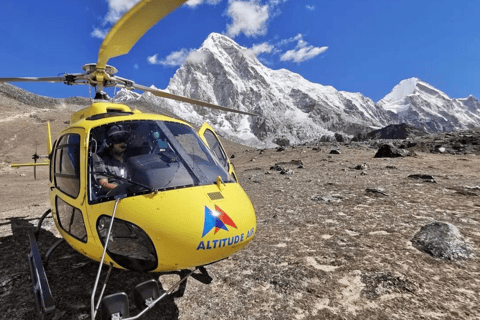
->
[202,128,229,172]
[49,139,58,183]
[86,120,235,204]
[55,196,88,243]
[54,134,81,199]
[160,121,235,184]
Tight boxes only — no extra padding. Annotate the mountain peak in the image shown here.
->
[206,32,228,41]
[202,32,238,50]
[381,78,420,103]
[379,77,450,105]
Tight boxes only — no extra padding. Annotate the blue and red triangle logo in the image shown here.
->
[202,205,237,237]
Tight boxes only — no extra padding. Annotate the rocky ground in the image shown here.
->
[1,92,479,319]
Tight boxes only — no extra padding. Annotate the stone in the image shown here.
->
[367,123,428,140]
[354,164,368,170]
[374,143,404,158]
[270,164,285,171]
[411,222,472,260]
[365,188,388,196]
[320,135,335,142]
[311,194,342,202]
[408,174,436,183]
[273,137,290,147]
[334,132,349,143]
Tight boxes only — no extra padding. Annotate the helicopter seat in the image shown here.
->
[126,124,154,157]
[127,142,152,157]
[153,139,169,153]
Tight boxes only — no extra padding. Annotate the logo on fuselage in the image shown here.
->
[201,205,237,237]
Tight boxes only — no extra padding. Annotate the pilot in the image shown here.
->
[92,125,130,192]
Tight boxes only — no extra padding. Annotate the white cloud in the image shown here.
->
[280,45,328,63]
[296,39,308,49]
[148,49,207,67]
[134,63,139,70]
[279,34,328,63]
[269,0,288,5]
[186,50,208,64]
[91,28,109,39]
[276,33,303,47]
[104,0,141,24]
[91,0,140,38]
[245,42,274,58]
[226,1,270,38]
[147,54,160,65]
[306,5,315,11]
[185,0,222,8]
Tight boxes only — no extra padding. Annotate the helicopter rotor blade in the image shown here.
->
[132,83,259,116]
[0,76,66,83]
[96,0,189,70]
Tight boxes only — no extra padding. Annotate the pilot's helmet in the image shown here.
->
[106,125,129,145]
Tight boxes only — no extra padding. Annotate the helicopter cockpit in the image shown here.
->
[88,120,235,203]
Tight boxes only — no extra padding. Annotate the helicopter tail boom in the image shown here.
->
[10,162,49,168]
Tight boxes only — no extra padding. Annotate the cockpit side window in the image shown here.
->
[54,134,80,198]
[202,129,229,171]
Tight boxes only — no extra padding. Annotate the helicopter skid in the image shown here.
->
[27,232,56,320]
[98,268,197,320]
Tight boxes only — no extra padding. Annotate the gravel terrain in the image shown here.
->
[0,93,479,319]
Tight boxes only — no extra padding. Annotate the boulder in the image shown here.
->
[374,143,404,158]
[367,123,427,140]
[320,135,335,142]
[273,137,290,147]
[411,222,472,260]
[334,132,349,143]
[408,174,436,183]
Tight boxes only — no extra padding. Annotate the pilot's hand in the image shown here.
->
[99,178,118,191]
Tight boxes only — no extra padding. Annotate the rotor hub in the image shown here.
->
[82,64,118,76]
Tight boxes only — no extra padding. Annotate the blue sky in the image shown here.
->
[0,0,479,102]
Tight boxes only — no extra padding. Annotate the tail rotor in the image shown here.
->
[32,142,40,180]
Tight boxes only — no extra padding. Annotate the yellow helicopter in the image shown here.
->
[1,1,257,319]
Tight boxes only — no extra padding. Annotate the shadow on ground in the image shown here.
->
[0,216,206,320]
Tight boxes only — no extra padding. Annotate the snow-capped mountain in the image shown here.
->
[378,78,480,133]
[114,33,480,147]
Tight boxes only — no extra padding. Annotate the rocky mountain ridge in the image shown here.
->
[114,33,480,147]
[378,78,480,133]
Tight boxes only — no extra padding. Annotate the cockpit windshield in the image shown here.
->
[88,120,234,203]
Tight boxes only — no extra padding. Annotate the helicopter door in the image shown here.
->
[50,129,89,244]
[198,123,237,180]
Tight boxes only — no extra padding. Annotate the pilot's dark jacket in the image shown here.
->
[92,152,129,196]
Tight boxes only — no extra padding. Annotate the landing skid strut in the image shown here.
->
[29,203,211,320]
